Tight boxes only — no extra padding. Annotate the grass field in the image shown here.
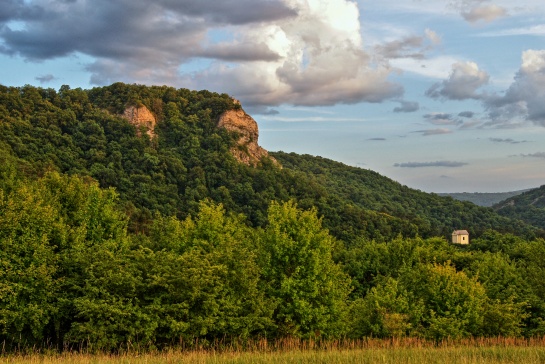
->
[3,338,545,364]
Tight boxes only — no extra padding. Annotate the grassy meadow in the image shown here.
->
[3,338,545,364]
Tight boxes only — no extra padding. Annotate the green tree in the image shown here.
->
[259,201,351,338]
[509,239,545,335]
[339,236,454,298]
[67,201,272,347]
[465,252,529,336]
[0,182,59,345]
[347,277,423,338]
[400,263,486,340]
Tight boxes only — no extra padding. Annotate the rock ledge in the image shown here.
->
[217,104,277,167]
[122,105,156,139]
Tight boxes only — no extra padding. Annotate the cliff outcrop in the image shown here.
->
[217,103,277,167]
[122,105,156,139]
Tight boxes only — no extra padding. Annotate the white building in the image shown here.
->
[452,230,469,244]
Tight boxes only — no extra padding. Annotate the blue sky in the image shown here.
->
[1,0,544,192]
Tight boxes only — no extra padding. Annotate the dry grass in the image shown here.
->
[3,337,545,364]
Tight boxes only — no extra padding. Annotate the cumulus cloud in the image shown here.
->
[422,50,545,128]
[426,61,489,100]
[394,161,468,168]
[184,0,402,107]
[461,4,507,23]
[484,50,545,126]
[393,100,419,113]
[0,0,403,109]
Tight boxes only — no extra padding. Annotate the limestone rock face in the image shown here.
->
[217,107,277,167]
[122,105,156,139]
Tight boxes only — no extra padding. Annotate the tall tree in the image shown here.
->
[259,201,351,338]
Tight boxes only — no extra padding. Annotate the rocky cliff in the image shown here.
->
[122,105,156,139]
[122,100,273,166]
[217,102,277,167]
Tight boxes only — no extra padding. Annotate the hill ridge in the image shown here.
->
[438,189,533,207]
[0,82,540,241]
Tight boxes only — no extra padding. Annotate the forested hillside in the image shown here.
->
[1,83,545,350]
[272,152,541,241]
[494,185,545,230]
[0,83,539,243]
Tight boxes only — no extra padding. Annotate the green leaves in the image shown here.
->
[348,277,417,338]
[65,200,272,348]
[260,201,351,338]
[341,235,538,340]
[0,169,132,346]
[0,180,59,343]
[405,263,486,340]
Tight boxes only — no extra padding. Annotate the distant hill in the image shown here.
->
[271,152,540,241]
[493,185,545,230]
[438,190,532,207]
[0,83,541,243]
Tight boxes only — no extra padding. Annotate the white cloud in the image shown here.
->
[461,4,507,23]
[485,50,545,126]
[183,0,403,107]
[426,61,489,100]
[425,29,442,45]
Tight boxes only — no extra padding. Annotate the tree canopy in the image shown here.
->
[1,83,544,350]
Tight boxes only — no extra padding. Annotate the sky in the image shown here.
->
[1,0,544,193]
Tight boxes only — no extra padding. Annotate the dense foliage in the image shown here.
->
[0,83,540,243]
[2,169,545,349]
[494,185,545,230]
[1,83,545,350]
